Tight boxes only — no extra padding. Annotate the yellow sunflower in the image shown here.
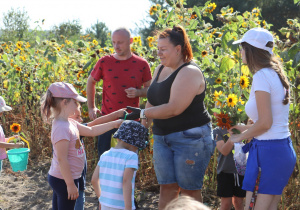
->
[205,2,217,13]
[239,97,245,105]
[227,94,238,107]
[214,90,223,106]
[240,75,249,89]
[16,66,21,72]
[242,22,247,28]
[201,50,208,57]
[147,36,154,42]
[215,78,222,84]
[10,123,21,133]
[241,65,250,76]
[133,37,138,43]
[93,40,98,45]
[191,12,197,19]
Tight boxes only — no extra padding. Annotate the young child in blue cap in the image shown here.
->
[91,120,148,210]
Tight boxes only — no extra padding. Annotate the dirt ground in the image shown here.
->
[0,158,218,210]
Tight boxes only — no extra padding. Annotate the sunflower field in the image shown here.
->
[0,0,299,208]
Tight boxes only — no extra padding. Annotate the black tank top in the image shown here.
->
[147,61,211,135]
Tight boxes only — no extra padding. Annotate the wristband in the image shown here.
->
[140,109,147,119]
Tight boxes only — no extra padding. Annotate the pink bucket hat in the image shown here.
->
[0,96,12,112]
[48,82,87,102]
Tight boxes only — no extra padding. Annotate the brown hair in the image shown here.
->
[241,42,290,105]
[40,90,71,123]
[158,25,193,62]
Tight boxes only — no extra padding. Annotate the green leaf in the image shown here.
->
[83,60,92,71]
[211,108,221,114]
[237,105,245,111]
[36,36,40,45]
[206,13,214,21]
[44,47,49,57]
[2,54,8,62]
[220,56,235,73]
[193,6,202,22]
[292,51,300,67]
[165,9,174,24]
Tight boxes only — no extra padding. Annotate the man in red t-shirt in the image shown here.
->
[86,27,152,158]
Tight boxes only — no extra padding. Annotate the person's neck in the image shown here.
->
[113,52,132,61]
[169,59,185,71]
[55,112,69,122]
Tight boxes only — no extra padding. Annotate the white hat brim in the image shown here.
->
[0,106,12,112]
[232,39,243,45]
[75,95,87,102]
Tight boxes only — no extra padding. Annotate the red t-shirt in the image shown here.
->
[91,54,152,115]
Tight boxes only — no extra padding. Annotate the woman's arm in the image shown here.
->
[144,66,205,119]
[141,101,154,128]
[91,165,101,199]
[123,168,135,210]
[87,109,125,127]
[229,91,273,143]
[55,140,79,200]
[78,120,123,137]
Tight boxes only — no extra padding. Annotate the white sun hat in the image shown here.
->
[0,96,12,112]
[233,28,274,54]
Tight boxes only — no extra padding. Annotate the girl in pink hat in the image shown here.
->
[0,96,23,176]
[41,82,124,210]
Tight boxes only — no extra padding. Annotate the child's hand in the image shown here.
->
[114,119,123,128]
[229,125,246,135]
[14,143,23,148]
[228,134,242,143]
[67,183,79,200]
[116,108,127,119]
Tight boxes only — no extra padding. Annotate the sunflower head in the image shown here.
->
[227,94,238,107]
[216,113,232,130]
[201,50,208,57]
[10,123,21,133]
[240,76,250,89]
[215,78,222,84]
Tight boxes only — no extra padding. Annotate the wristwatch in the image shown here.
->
[140,109,147,119]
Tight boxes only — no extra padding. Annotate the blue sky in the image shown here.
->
[0,0,152,34]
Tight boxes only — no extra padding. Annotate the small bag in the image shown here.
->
[233,142,248,176]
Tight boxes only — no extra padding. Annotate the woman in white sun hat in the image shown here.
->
[228,28,296,209]
[0,96,23,176]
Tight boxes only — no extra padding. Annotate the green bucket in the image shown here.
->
[7,148,30,172]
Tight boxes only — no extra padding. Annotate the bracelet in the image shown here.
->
[140,109,147,119]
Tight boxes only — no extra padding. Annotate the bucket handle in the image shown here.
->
[7,136,30,150]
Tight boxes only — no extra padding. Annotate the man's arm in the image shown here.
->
[124,80,151,98]
[86,75,101,120]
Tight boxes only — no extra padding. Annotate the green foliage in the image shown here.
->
[85,20,111,47]
[1,8,30,42]
[51,20,82,41]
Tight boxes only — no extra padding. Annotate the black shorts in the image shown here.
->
[217,172,246,198]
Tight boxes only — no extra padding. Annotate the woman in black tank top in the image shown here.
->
[126,26,215,209]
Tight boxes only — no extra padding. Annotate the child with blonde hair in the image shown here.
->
[0,96,23,175]
[164,196,211,210]
[41,82,123,210]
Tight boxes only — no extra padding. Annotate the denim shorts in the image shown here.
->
[242,137,296,195]
[153,123,216,190]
